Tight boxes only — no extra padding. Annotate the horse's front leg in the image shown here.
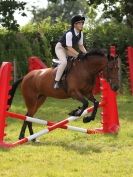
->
[69,91,88,116]
[83,94,99,123]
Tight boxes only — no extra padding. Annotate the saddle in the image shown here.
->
[52,56,75,90]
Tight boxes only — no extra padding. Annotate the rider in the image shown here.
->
[54,15,87,89]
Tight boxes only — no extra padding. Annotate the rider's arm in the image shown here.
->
[79,45,87,53]
[66,32,79,57]
[67,47,79,57]
[78,32,87,53]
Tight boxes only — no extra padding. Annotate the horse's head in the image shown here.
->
[103,55,119,91]
[79,49,119,92]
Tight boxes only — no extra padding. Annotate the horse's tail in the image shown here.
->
[7,78,23,109]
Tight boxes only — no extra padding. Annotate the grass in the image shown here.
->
[0,90,133,177]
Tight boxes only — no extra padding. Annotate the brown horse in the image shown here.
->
[8,49,119,140]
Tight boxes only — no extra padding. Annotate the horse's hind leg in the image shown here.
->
[19,95,46,140]
[18,121,28,140]
[19,113,34,141]
[27,95,47,142]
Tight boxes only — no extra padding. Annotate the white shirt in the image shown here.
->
[66,28,83,47]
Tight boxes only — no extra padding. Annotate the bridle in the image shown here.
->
[106,56,119,85]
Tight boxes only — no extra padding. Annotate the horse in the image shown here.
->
[8,49,119,140]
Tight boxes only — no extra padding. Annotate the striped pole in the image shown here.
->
[6,111,89,132]
[8,115,80,147]
[6,101,104,124]
[6,101,104,129]
[4,101,105,148]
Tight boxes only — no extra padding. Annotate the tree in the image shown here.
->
[48,0,76,2]
[47,0,133,28]
[87,0,133,28]
[32,0,89,23]
[0,0,26,31]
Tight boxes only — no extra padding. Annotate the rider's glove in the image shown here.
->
[77,52,86,60]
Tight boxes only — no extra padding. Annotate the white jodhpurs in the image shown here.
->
[55,42,67,81]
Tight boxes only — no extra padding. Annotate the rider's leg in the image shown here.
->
[54,43,67,89]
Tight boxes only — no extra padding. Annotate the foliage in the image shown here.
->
[32,0,89,24]
[26,18,131,89]
[48,0,77,3]
[47,0,133,28]
[0,30,51,76]
[0,0,26,31]
[22,18,69,57]
[87,0,133,28]
[84,21,133,49]
[0,5,132,87]
[23,31,52,65]
[0,32,32,75]
[84,21,133,88]
[37,18,69,57]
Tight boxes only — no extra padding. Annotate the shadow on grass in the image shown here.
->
[27,132,120,154]
[0,133,120,154]
[28,140,102,154]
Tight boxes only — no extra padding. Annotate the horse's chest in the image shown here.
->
[80,83,93,94]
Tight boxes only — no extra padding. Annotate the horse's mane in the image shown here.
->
[85,48,105,58]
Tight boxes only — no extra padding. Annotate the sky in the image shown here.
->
[14,0,48,26]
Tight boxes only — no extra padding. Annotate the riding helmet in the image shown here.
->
[71,15,85,27]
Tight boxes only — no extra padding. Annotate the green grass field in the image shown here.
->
[0,91,133,177]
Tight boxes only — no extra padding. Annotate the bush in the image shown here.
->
[36,18,69,57]
[0,30,52,76]
[0,32,32,76]
[0,18,133,90]
[84,21,133,92]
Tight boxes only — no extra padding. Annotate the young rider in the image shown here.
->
[54,15,87,89]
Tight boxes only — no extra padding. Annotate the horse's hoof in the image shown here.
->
[68,111,77,116]
[32,139,40,143]
[18,135,25,140]
[74,108,84,116]
[18,136,39,143]
[69,107,85,117]
[68,107,81,116]
[83,116,94,123]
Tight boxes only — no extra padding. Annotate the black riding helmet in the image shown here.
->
[71,15,85,28]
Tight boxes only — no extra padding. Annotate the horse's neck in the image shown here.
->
[86,57,106,71]
[81,60,99,74]
[68,58,104,81]
[69,60,94,80]
[77,59,103,81]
